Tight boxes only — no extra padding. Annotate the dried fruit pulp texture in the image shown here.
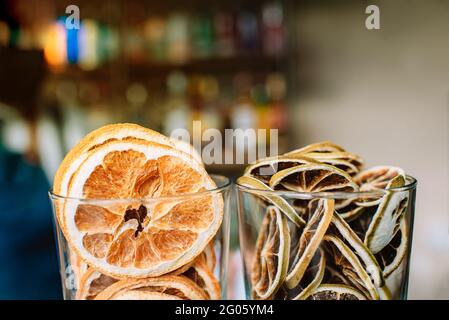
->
[76,151,211,270]
[241,141,411,300]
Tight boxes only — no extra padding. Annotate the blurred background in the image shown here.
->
[0,0,448,299]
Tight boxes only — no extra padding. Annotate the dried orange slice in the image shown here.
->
[251,206,290,299]
[184,258,220,300]
[69,252,88,288]
[53,123,202,228]
[61,138,223,278]
[285,199,334,289]
[202,241,216,272]
[95,275,208,300]
[76,269,118,300]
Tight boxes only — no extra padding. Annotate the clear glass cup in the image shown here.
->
[49,175,231,300]
[236,176,417,300]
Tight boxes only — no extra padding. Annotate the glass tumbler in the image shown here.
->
[236,176,417,300]
[49,175,231,300]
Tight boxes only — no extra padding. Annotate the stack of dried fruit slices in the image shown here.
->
[238,141,411,300]
[53,124,223,300]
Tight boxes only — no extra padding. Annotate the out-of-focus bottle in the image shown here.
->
[266,72,288,134]
[144,16,167,62]
[262,1,286,56]
[191,13,214,59]
[214,12,235,58]
[236,11,259,53]
[162,71,191,136]
[166,13,190,64]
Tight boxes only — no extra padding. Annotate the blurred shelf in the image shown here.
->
[50,55,286,80]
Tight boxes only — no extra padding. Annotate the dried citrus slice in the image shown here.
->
[375,218,408,278]
[285,199,334,289]
[62,138,223,278]
[330,213,384,287]
[53,123,202,228]
[184,258,220,300]
[336,202,366,221]
[308,284,367,300]
[364,175,408,254]
[237,176,305,226]
[202,241,216,272]
[354,166,405,192]
[251,206,290,299]
[69,252,88,288]
[324,235,379,300]
[284,141,345,156]
[269,164,358,210]
[95,275,208,300]
[244,156,317,183]
[76,269,118,300]
[289,248,326,300]
[304,152,364,176]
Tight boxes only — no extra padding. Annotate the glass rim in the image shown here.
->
[48,174,232,204]
[236,174,417,200]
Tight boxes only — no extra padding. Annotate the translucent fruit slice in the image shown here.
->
[323,235,379,300]
[375,218,408,278]
[285,199,334,289]
[95,275,208,300]
[244,156,318,183]
[364,175,408,254]
[237,176,305,226]
[63,138,223,278]
[53,123,202,229]
[76,269,118,300]
[307,284,367,300]
[251,206,290,299]
[289,247,326,300]
[184,258,221,300]
[269,164,358,210]
[284,141,346,156]
[330,213,384,288]
[354,166,405,192]
[304,151,364,176]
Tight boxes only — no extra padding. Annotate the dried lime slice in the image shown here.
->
[330,213,384,287]
[289,248,326,300]
[269,164,357,193]
[285,199,334,289]
[304,151,364,176]
[355,166,405,191]
[244,156,317,183]
[269,164,358,210]
[307,284,367,300]
[324,235,379,299]
[284,141,345,156]
[251,206,290,299]
[323,264,350,285]
[337,202,366,221]
[364,175,408,254]
[237,176,305,226]
[375,218,408,278]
